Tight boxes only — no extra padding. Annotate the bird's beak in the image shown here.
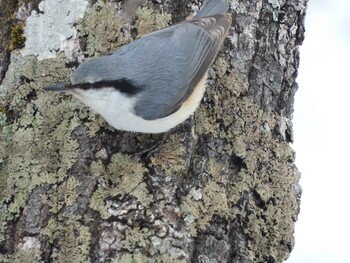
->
[44,82,69,92]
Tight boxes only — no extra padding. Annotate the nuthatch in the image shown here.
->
[45,0,232,133]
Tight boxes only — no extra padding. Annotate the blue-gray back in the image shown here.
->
[71,0,231,120]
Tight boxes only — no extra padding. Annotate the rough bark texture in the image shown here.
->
[0,0,307,262]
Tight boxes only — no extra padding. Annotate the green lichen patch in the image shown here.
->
[88,153,153,218]
[42,218,58,243]
[181,197,211,236]
[107,153,143,181]
[41,176,81,213]
[9,22,26,50]
[193,65,299,261]
[90,159,105,177]
[108,153,153,207]
[135,7,171,37]
[207,158,227,184]
[202,180,230,215]
[0,0,300,261]
[180,159,233,236]
[155,254,187,263]
[76,1,171,56]
[0,3,174,236]
[0,53,96,241]
[47,216,91,263]
[1,248,42,263]
[88,187,110,219]
[149,134,187,176]
[77,1,130,56]
[111,253,155,263]
[123,226,153,251]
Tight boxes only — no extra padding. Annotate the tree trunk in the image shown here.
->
[0,0,307,262]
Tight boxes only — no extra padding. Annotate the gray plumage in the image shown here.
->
[66,0,231,120]
[45,0,231,128]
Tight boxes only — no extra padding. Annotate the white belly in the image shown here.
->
[71,74,207,133]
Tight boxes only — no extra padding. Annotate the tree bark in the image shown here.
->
[0,0,307,262]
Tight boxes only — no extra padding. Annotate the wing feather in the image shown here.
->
[134,13,232,119]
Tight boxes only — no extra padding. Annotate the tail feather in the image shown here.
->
[194,0,229,19]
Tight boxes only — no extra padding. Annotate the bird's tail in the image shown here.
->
[194,0,229,19]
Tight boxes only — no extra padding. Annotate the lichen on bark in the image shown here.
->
[0,0,306,262]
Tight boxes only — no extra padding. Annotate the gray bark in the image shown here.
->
[0,0,307,262]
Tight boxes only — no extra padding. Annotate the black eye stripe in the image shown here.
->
[71,78,143,96]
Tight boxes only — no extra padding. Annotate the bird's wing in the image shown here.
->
[132,13,232,120]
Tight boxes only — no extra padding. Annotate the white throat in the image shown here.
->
[70,74,207,133]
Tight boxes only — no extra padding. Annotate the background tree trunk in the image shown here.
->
[0,0,307,262]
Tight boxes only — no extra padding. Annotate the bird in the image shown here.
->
[44,0,232,133]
